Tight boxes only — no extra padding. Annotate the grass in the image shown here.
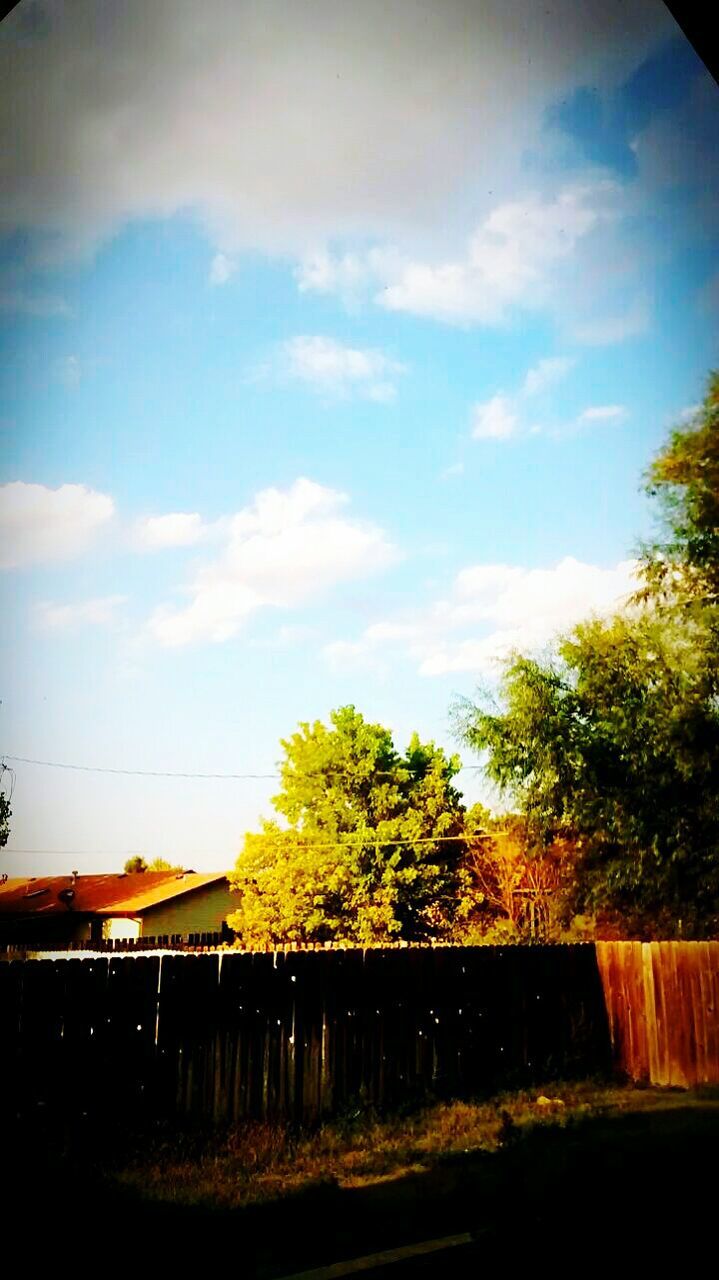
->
[6,1081,719,1275]
[104,1080,716,1210]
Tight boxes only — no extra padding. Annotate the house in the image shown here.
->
[0,870,236,947]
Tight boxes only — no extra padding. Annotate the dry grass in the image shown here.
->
[110,1080,704,1210]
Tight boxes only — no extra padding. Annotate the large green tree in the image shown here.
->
[456,374,719,939]
[639,370,719,610]
[229,706,471,946]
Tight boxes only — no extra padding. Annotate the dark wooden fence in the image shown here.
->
[0,945,610,1126]
[4,942,716,1128]
[1,931,227,956]
[596,941,719,1088]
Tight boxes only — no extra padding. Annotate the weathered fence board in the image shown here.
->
[595,941,719,1087]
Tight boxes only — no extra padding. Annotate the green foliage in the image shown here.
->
[456,577,719,938]
[639,371,719,609]
[123,855,184,874]
[124,855,148,873]
[0,787,10,849]
[229,706,471,946]
[456,373,719,938]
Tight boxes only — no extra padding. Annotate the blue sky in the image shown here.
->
[1,1,717,874]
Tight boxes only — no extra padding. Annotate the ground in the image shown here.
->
[4,1083,717,1276]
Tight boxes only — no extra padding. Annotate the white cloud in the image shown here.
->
[304,188,617,329]
[325,555,638,677]
[471,394,517,441]
[296,247,402,307]
[0,481,115,570]
[471,351,574,443]
[147,477,399,647]
[522,356,575,397]
[375,185,615,325]
[578,405,626,423]
[134,512,209,550]
[35,595,126,631]
[209,252,237,285]
[0,2,672,263]
[283,336,405,401]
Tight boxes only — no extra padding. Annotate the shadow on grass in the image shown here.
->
[3,1099,718,1276]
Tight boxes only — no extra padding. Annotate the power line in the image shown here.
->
[2,755,278,780]
[4,832,504,858]
[1,753,484,780]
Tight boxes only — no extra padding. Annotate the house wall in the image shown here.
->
[139,880,236,937]
[102,916,141,941]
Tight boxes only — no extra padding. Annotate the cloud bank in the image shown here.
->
[1,1,673,263]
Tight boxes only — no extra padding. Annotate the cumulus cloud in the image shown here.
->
[471,395,517,441]
[134,512,209,550]
[325,555,638,677]
[283,336,406,401]
[35,595,126,631]
[471,351,574,443]
[147,477,399,647]
[0,481,115,569]
[302,186,619,328]
[522,356,575,397]
[0,1,673,264]
[377,185,615,325]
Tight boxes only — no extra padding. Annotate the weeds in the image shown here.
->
[103,1080,705,1210]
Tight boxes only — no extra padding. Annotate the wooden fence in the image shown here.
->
[1,931,227,956]
[596,941,719,1088]
[0,945,610,1126]
[2,943,716,1128]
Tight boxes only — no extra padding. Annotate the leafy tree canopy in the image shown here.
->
[229,705,471,946]
[456,373,719,939]
[123,855,184,874]
[0,790,10,850]
[639,370,719,609]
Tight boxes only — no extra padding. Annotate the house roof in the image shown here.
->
[0,872,229,919]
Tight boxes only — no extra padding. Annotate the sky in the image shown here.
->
[1,0,717,875]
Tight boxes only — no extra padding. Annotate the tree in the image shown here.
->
[229,706,471,946]
[638,370,719,610]
[0,791,10,850]
[123,855,184,874]
[460,806,575,943]
[124,855,148,873]
[456,609,719,937]
[456,374,719,938]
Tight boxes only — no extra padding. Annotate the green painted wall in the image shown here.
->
[139,880,236,937]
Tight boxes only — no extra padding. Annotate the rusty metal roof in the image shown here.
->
[0,872,229,918]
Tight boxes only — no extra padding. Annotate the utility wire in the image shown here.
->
[2,755,278,780]
[1,753,483,780]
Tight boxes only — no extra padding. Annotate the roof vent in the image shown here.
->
[58,887,75,907]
